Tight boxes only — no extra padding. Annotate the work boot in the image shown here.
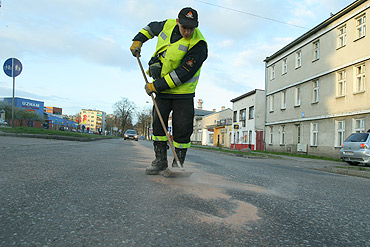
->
[146,141,168,175]
[172,148,187,167]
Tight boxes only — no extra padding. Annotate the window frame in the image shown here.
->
[295,50,302,69]
[312,79,319,103]
[270,65,275,80]
[311,122,318,146]
[335,120,345,147]
[337,25,346,49]
[354,63,365,93]
[281,90,287,110]
[280,125,285,145]
[355,14,366,40]
[353,118,365,133]
[239,108,246,127]
[337,70,346,97]
[296,124,301,144]
[248,106,255,120]
[269,95,274,112]
[312,40,320,61]
[269,126,273,145]
[295,87,301,107]
[282,58,288,75]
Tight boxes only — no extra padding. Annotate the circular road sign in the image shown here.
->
[3,58,23,77]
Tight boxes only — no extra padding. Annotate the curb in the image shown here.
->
[314,167,370,179]
[0,132,109,142]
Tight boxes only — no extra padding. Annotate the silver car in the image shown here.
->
[340,132,370,165]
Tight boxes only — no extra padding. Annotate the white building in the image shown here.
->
[264,0,370,157]
[231,89,265,150]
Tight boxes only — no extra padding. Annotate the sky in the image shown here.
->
[0,0,353,117]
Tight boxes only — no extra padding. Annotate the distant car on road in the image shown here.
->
[340,131,370,165]
[0,119,8,127]
[124,129,138,141]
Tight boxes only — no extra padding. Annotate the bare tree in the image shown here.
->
[113,97,136,135]
[135,108,152,138]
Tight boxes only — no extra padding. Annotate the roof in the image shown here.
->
[230,89,264,102]
[264,0,366,63]
[194,108,213,116]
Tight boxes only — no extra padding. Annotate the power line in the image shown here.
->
[193,0,309,30]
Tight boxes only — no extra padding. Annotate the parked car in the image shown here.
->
[340,131,370,165]
[0,119,8,127]
[124,129,138,141]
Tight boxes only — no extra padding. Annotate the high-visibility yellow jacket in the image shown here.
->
[140,19,207,96]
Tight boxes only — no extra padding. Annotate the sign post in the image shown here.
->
[3,58,22,128]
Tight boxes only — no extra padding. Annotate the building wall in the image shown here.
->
[1,97,44,116]
[231,90,265,150]
[265,1,370,157]
[200,109,233,147]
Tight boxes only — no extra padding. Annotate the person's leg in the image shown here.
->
[145,97,172,175]
[171,98,194,167]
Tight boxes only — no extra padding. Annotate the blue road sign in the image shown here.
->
[3,58,22,77]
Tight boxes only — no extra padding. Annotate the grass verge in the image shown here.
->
[0,127,117,139]
[191,145,342,162]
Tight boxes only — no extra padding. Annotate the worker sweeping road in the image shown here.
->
[130,7,208,175]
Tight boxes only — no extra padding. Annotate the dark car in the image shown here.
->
[340,132,370,165]
[124,129,138,141]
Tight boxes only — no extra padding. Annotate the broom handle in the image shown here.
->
[136,55,182,167]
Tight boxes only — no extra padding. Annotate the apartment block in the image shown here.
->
[81,109,106,132]
[264,0,369,157]
[231,89,265,150]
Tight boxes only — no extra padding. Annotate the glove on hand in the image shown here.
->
[149,62,162,80]
[130,41,142,57]
[145,83,157,96]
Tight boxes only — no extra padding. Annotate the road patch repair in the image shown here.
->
[133,143,287,230]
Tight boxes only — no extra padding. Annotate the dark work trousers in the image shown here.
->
[152,97,194,145]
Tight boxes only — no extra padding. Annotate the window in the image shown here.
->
[240,108,246,127]
[270,65,275,80]
[311,123,318,146]
[295,87,301,106]
[282,58,287,74]
[281,90,286,110]
[242,131,248,143]
[354,64,365,93]
[296,124,301,144]
[295,50,302,68]
[337,70,346,97]
[249,106,254,119]
[233,111,237,122]
[356,15,366,39]
[280,125,285,145]
[313,40,320,61]
[269,95,274,112]
[353,118,365,133]
[269,126,273,145]
[312,79,319,103]
[335,120,345,147]
[337,25,346,48]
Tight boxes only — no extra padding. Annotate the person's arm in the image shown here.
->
[153,41,208,92]
[130,21,166,57]
[133,20,166,43]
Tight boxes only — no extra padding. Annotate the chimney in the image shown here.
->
[197,99,203,109]
[213,109,216,112]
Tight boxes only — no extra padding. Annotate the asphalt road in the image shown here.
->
[0,136,369,246]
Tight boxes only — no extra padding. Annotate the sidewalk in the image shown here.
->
[192,145,370,179]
